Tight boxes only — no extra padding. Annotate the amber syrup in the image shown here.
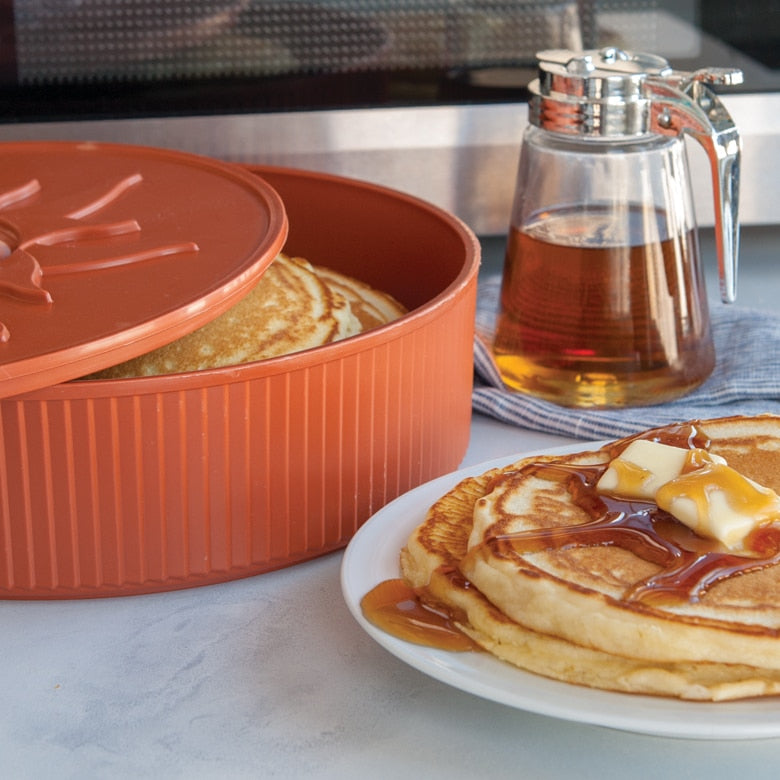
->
[493,205,714,407]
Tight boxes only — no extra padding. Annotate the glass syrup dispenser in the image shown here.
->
[493,47,742,407]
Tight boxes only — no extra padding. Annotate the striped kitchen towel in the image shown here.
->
[473,275,780,441]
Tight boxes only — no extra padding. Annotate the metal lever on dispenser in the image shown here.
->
[646,67,743,303]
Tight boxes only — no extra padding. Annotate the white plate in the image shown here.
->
[340,444,780,741]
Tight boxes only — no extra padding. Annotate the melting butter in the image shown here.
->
[596,439,724,501]
[657,463,780,551]
[597,439,780,552]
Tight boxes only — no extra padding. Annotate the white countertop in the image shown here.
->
[2,226,779,779]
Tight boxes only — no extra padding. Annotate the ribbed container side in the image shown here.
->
[0,282,474,598]
[0,163,480,599]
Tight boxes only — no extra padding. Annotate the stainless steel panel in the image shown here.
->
[0,93,776,235]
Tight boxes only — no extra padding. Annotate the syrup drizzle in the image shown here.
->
[480,425,780,605]
[361,578,479,651]
[362,423,780,650]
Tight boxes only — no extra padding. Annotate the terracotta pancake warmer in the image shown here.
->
[0,141,479,598]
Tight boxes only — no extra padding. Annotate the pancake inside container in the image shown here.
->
[88,253,406,378]
[0,146,479,599]
[400,414,780,701]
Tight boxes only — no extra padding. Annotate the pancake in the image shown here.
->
[400,414,780,700]
[312,265,407,330]
[88,253,404,378]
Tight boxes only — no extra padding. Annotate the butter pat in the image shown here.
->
[656,463,780,551]
[596,439,721,501]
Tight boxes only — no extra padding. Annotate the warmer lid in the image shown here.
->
[0,141,288,398]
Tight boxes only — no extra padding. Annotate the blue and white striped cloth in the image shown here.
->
[473,275,780,441]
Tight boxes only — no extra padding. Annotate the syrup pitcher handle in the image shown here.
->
[646,68,743,303]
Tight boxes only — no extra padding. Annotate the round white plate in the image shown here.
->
[340,444,780,741]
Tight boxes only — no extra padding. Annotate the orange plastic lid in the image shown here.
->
[0,141,287,398]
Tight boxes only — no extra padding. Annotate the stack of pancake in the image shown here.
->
[89,253,406,378]
[401,414,780,701]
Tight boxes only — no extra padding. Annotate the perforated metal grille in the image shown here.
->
[15,1,588,84]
